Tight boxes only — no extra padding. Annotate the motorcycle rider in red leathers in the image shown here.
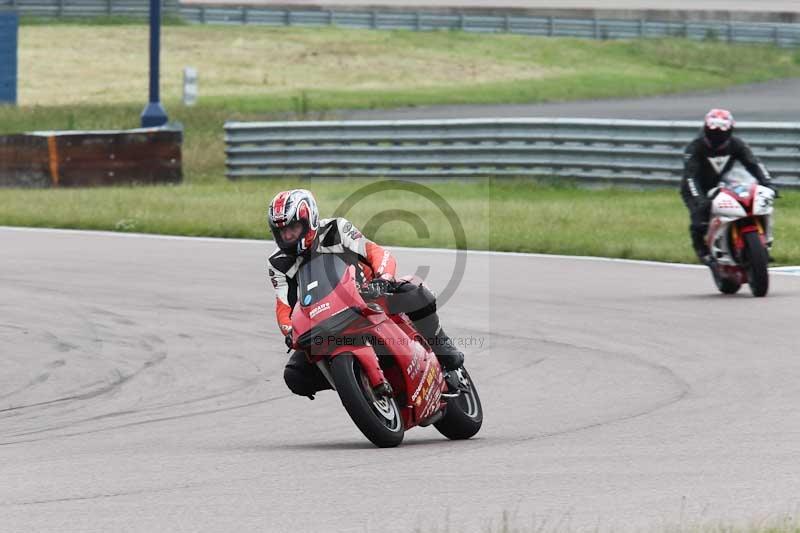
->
[681,108,778,265]
[267,189,465,399]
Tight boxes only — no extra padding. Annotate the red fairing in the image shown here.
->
[290,265,362,342]
[290,261,446,429]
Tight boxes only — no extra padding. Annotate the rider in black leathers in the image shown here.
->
[680,109,778,264]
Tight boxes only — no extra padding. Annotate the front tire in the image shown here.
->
[330,353,404,448]
[434,367,483,440]
[744,231,769,297]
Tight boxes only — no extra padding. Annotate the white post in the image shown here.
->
[183,67,198,106]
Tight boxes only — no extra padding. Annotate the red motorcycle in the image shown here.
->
[289,253,483,448]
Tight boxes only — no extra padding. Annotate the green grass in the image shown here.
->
[3,25,800,264]
[1,179,798,265]
[4,26,800,184]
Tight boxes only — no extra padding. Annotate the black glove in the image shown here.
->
[363,277,393,299]
[284,331,294,350]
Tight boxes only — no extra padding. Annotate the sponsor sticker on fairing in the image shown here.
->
[309,302,331,319]
[411,360,431,401]
[405,341,426,378]
[379,250,391,273]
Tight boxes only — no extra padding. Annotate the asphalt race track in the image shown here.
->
[336,79,800,122]
[2,227,800,531]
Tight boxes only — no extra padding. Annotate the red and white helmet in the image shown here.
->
[703,108,735,149]
[267,189,320,254]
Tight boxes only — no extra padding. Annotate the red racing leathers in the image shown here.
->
[268,217,396,335]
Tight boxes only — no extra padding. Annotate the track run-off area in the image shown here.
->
[2,227,800,531]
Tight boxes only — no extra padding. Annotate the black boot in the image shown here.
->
[427,326,465,371]
[411,314,464,371]
[691,229,712,266]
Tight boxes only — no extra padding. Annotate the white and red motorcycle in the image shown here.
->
[705,166,776,297]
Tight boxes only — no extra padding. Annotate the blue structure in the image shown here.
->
[0,10,17,105]
[140,0,168,127]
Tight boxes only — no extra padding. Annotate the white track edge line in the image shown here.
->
[2,225,799,275]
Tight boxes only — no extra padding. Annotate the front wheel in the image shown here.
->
[434,367,483,440]
[330,353,404,448]
[744,231,769,297]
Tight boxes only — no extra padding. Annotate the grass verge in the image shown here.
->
[16,26,800,107]
[5,25,800,184]
[1,179,798,265]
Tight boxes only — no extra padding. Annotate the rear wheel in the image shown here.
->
[330,353,404,448]
[434,367,483,440]
[744,231,769,297]
[712,264,741,295]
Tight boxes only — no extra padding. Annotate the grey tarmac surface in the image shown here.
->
[334,78,800,122]
[2,227,800,532]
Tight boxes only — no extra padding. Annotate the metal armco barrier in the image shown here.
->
[182,7,800,48]
[0,127,183,188]
[224,119,800,188]
[0,0,178,18]
[5,1,798,47]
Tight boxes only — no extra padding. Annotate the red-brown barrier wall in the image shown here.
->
[0,127,183,188]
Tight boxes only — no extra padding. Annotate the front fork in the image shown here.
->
[316,343,388,392]
[731,216,770,262]
[315,360,337,391]
[710,216,770,264]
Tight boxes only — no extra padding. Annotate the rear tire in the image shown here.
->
[744,231,769,297]
[331,353,404,448]
[434,367,483,440]
[712,265,741,295]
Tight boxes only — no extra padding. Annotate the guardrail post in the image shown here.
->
[285,9,291,26]
[504,14,510,33]
[57,0,64,17]
[199,5,206,23]
[327,9,333,25]
[371,10,377,29]
[459,13,465,31]
[415,11,421,31]
[106,0,112,15]
[548,16,554,37]
[593,17,600,39]
[242,6,248,24]
[773,26,780,46]
[639,18,645,37]
[727,22,734,43]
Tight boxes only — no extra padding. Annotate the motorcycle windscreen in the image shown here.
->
[297,253,349,308]
[720,164,757,195]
